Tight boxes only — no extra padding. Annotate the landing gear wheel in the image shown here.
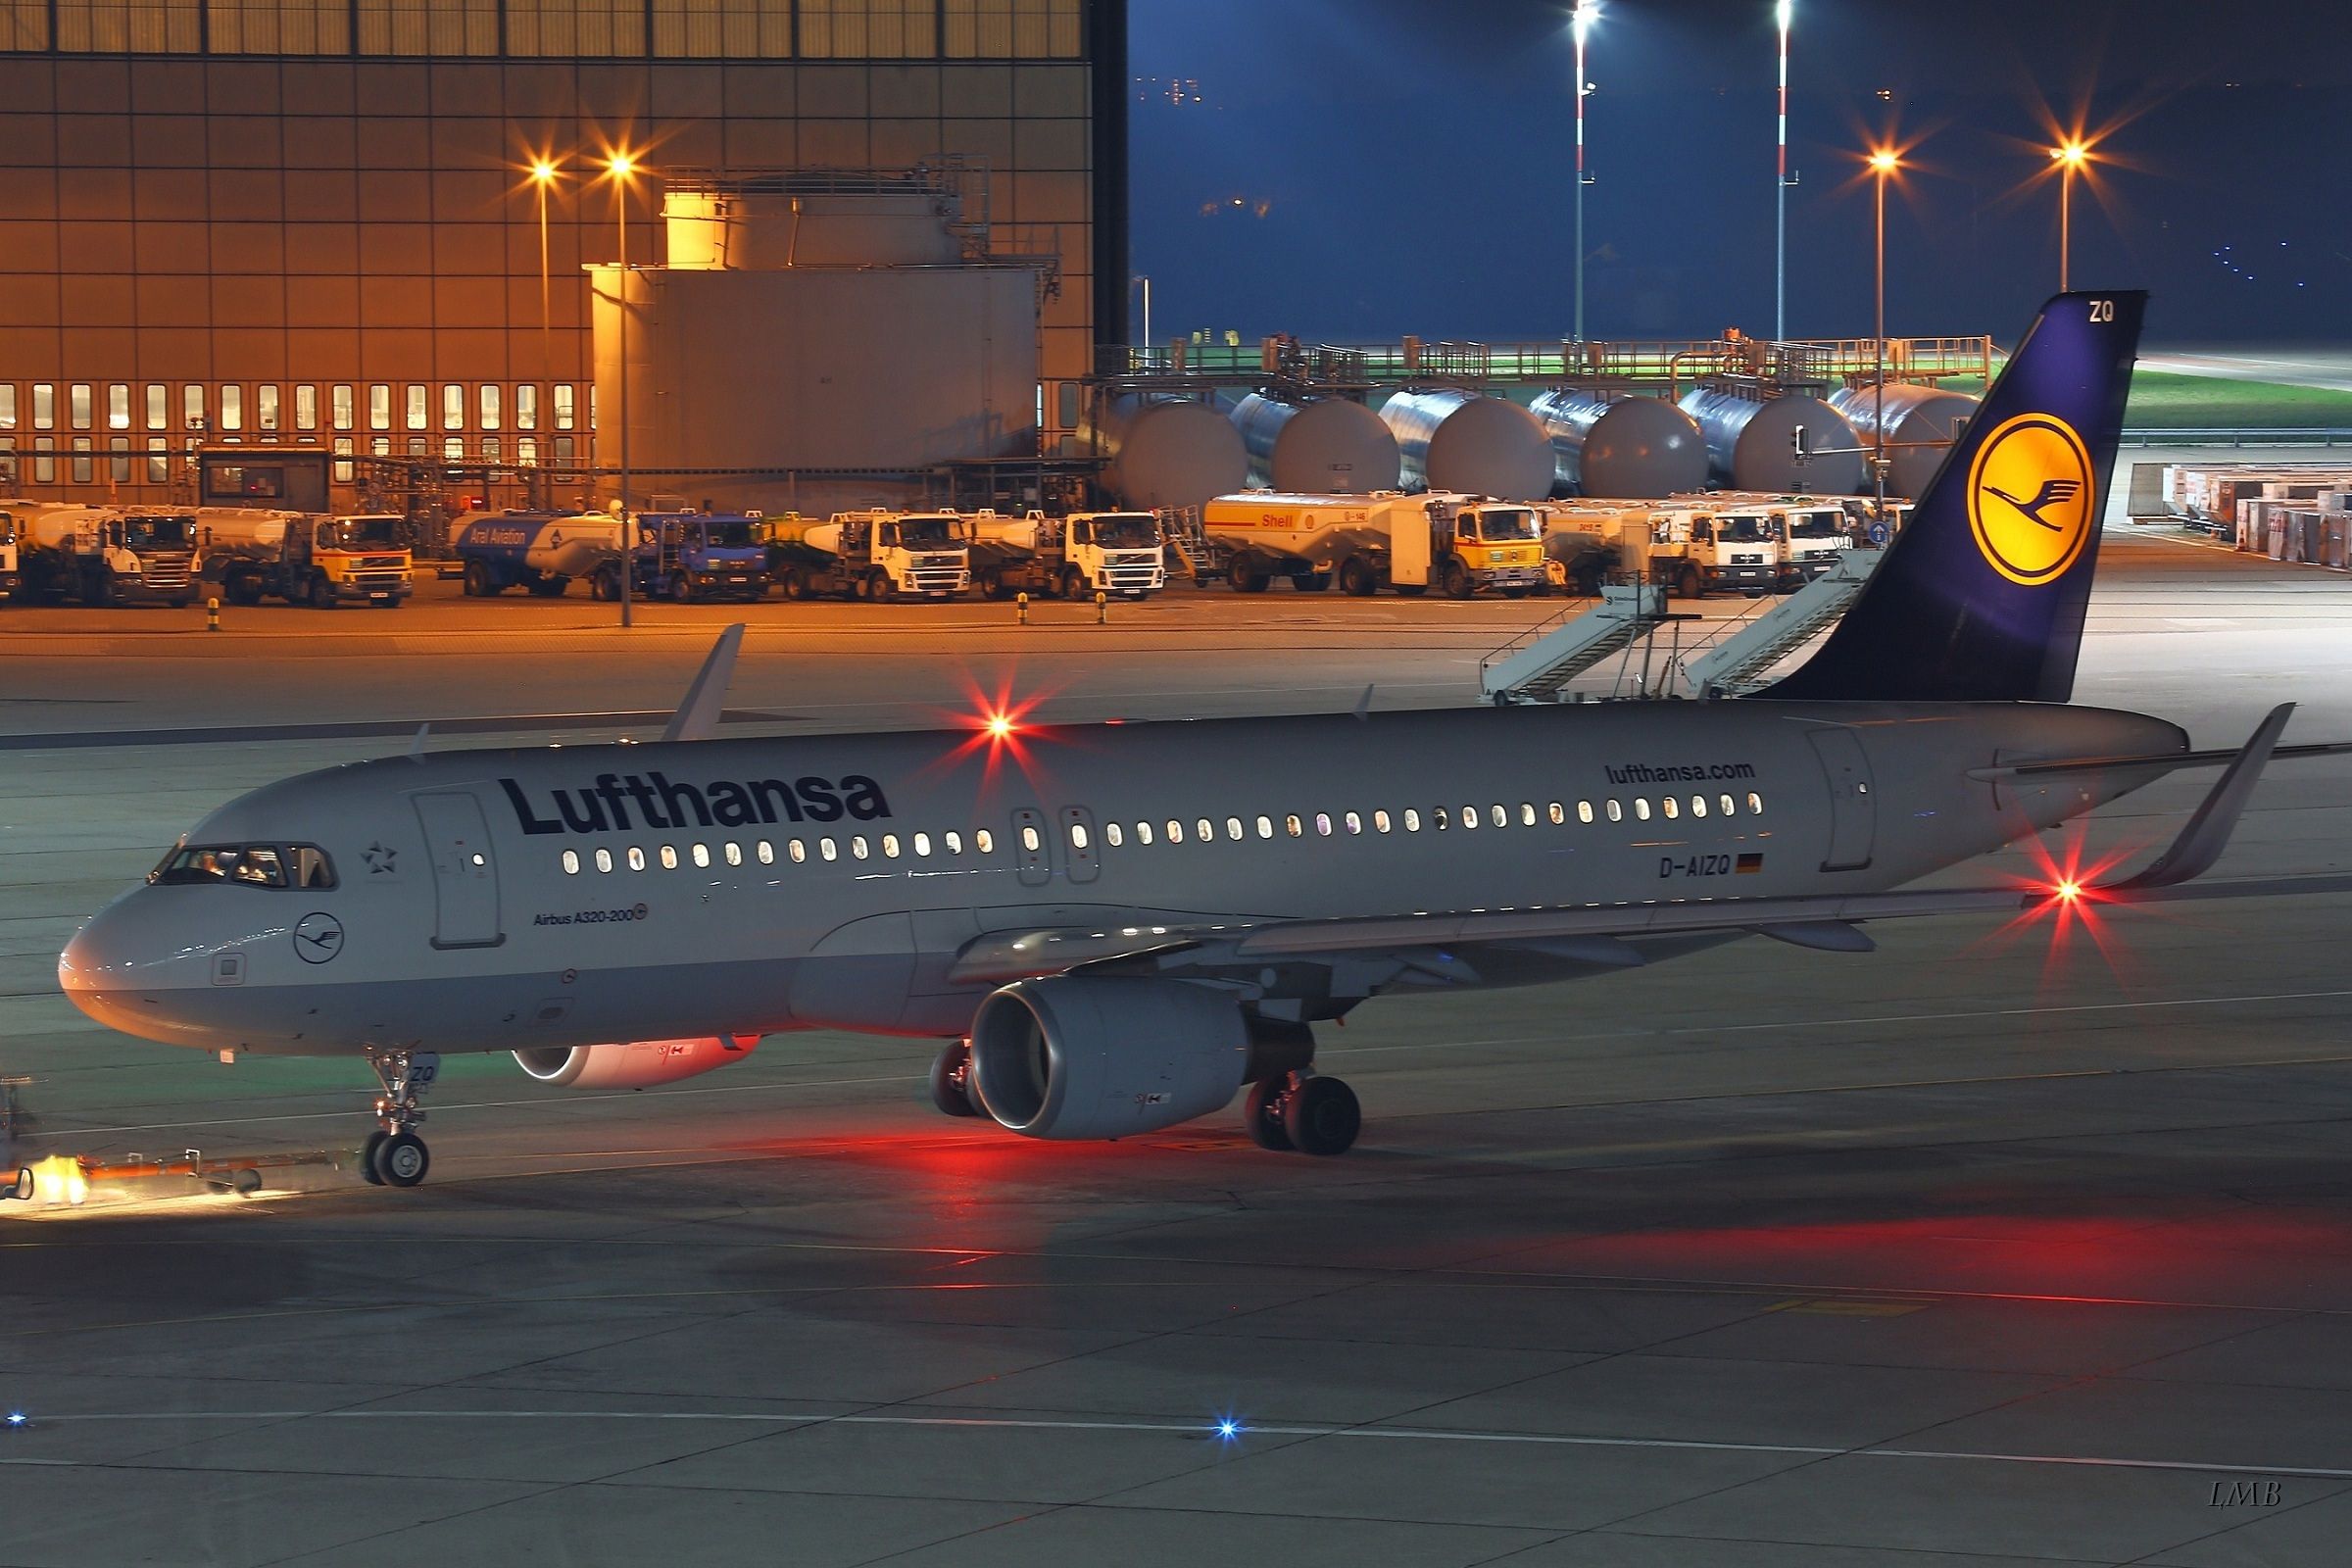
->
[371,1131,429,1187]
[360,1129,388,1185]
[1281,1075,1360,1156]
[929,1041,982,1118]
[1243,1079,1294,1152]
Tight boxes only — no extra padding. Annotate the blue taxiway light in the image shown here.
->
[1215,1418,1241,1441]
[5,1412,25,1428]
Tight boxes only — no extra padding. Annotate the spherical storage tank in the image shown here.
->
[1378,390,1554,501]
[1229,394,1401,494]
[1678,388,1866,495]
[1829,383,1981,499]
[1088,394,1249,512]
[1529,390,1710,500]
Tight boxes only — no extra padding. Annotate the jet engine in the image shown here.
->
[967,976,1252,1139]
[513,1035,757,1091]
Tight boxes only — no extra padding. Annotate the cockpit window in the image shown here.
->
[151,842,336,890]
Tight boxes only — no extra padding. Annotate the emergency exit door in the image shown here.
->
[1806,726,1877,872]
[414,791,503,948]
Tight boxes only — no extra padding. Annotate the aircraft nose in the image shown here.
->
[57,894,228,1047]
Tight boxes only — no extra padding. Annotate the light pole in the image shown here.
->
[2051,140,2087,292]
[1775,0,1792,343]
[606,149,638,628]
[1132,274,1152,360]
[1571,2,1596,344]
[1868,148,1898,522]
[530,160,559,384]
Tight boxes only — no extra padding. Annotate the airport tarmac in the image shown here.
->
[9,527,2352,1566]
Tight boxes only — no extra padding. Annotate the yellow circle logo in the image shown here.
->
[1967,413,2095,586]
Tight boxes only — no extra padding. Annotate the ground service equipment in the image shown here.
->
[964,510,1168,600]
[1201,491,1549,599]
[1671,492,1852,586]
[1528,503,1627,595]
[613,513,772,604]
[764,511,971,601]
[199,509,414,609]
[454,512,614,598]
[19,507,199,607]
[0,505,24,602]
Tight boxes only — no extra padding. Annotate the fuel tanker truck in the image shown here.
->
[452,511,614,598]
[1200,491,1548,599]
[763,511,970,601]
[18,506,199,607]
[197,508,414,609]
[963,510,1168,600]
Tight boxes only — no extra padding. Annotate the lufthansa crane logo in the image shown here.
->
[1967,413,2096,586]
[292,911,345,965]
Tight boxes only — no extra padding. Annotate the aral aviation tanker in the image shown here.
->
[52,293,2351,1189]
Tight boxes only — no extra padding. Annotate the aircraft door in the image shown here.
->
[1011,808,1051,887]
[1806,726,1877,872]
[1058,806,1101,884]
[413,791,504,948]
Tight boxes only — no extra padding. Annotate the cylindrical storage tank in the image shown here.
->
[1678,388,1866,494]
[1828,383,1981,499]
[1529,390,1710,500]
[1230,394,1401,493]
[1378,391,1554,500]
[1087,395,1249,513]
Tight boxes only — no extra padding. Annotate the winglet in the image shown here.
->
[406,721,431,762]
[662,624,746,744]
[2102,703,2292,892]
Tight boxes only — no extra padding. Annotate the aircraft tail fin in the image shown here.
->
[1765,290,2145,704]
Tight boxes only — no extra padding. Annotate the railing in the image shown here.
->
[2119,427,2352,448]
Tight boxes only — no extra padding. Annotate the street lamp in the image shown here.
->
[1131,274,1152,363]
[1570,3,1599,344]
[1867,147,1899,521]
[528,160,560,385]
[605,149,639,628]
[2050,139,2088,292]
[1774,0,1793,343]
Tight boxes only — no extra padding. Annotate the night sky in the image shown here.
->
[1127,0,2351,347]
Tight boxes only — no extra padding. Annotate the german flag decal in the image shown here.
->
[1737,854,1764,874]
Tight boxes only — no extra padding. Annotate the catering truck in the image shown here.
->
[454,512,612,598]
[1200,490,1549,598]
[763,511,970,601]
[963,510,1168,600]
[19,507,200,607]
[197,508,414,609]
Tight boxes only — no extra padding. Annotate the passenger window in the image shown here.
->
[1345,811,1362,834]
[1255,815,1274,839]
[1286,814,1304,838]
[659,845,678,868]
[758,840,775,864]
[1103,822,1122,847]
[1225,817,1244,841]
[1314,813,1332,836]
[1021,825,1042,852]
[853,836,870,859]
[1494,805,1510,827]
[946,831,963,855]
[820,838,838,861]
[1578,801,1593,823]
[1404,809,1421,832]
[1662,798,1679,819]
[1461,807,1479,830]
[976,829,995,854]
[1548,803,1565,824]
[913,833,932,856]
[693,844,711,867]
[1068,823,1089,851]
[1606,800,1623,822]
[882,834,901,858]
[562,850,580,875]
[1635,799,1651,820]
[1136,821,1153,845]
[1691,796,1707,818]
[1747,792,1764,813]
[1520,804,1536,826]
[1720,794,1736,817]
[1164,819,1184,844]
[595,848,613,872]
[627,846,647,870]
[788,840,806,863]
[1375,810,1393,833]
[1197,818,1213,843]
[723,843,742,866]
[1433,807,1448,832]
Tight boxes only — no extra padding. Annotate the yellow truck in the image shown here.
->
[1200,490,1548,598]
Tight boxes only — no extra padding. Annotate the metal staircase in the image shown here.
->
[1481,584,1672,704]
[1678,549,1881,697]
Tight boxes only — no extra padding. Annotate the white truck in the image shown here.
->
[19,506,201,607]
[1672,491,1851,588]
[1200,490,1549,598]
[964,510,1168,600]
[763,511,971,601]
[197,508,415,609]
[1528,503,1629,596]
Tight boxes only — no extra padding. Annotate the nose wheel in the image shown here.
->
[361,1050,439,1188]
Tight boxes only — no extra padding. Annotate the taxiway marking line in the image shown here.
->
[8,1408,2351,1482]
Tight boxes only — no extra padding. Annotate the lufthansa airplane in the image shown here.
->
[50,293,2352,1189]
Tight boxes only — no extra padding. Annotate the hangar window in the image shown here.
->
[1102,823,1122,848]
[882,835,900,858]
[405,384,428,431]
[257,385,279,432]
[659,845,678,868]
[144,384,167,430]
[69,383,91,430]
[852,836,870,860]
[441,384,464,432]
[820,838,839,861]
[1606,800,1623,822]
[976,829,995,854]
[479,385,502,430]
[295,386,318,432]
[1748,792,1764,813]
[946,831,963,855]
[627,846,646,870]
[30,384,52,430]
[219,386,241,431]
[724,842,742,866]
[182,384,205,430]
[1635,799,1652,821]
[913,833,932,857]
[1577,801,1592,823]
[595,848,613,872]
[1374,810,1392,833]
[562,850,580,875]
[692,844,710,867]
[516,385,539,430]
[368,384,390,430]
[554,383,576,430]
[107,384,129,431]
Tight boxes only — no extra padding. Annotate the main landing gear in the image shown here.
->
[1244,1070,1361,1156]
[361,1049,439,1188]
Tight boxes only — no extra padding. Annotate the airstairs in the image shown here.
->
[1480,584,1673,704]
[1679,549,1881,697]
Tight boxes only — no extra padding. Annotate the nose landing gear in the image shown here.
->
[361,1050,439,1188]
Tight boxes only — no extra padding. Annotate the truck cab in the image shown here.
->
[1413,497,1548,599]
[305,514,414,606]
[1768,500,1852,586]
[1648,508,1780,598]
[636,512,771,603]
[1064,511,1168,597]
[102,512,201,607]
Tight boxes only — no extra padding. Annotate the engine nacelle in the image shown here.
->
[968,976,1250,1140]
[514,1035,757,1091]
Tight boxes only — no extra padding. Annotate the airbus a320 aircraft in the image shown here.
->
[51,292,2352,1190]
